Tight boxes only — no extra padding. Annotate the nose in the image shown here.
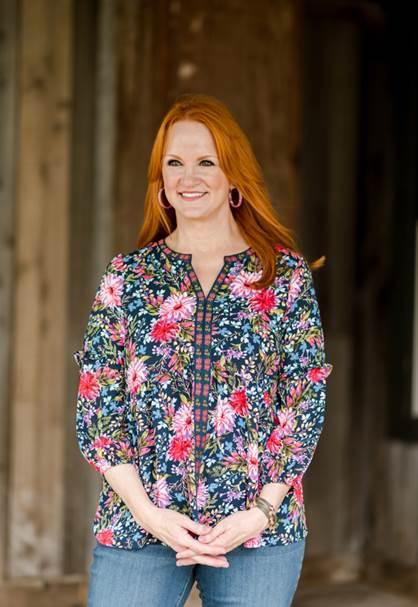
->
[178,164,201,185]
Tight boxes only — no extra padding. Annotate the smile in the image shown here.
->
[179,192,207,200]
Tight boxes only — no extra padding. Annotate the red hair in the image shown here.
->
[137,93,325,289]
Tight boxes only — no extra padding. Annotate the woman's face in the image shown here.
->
[161,120,232,220]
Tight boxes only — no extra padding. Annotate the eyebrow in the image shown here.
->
[163,153,217,160]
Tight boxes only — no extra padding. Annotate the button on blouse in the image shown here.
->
[73,239,333,550]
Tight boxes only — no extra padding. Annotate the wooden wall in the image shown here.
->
[112,0,302,251]
[66,0,117,574]
[0,0,416,603]
[6,0,73,578]
[0,0,302,589]
[302,2,418,598]
[0,0,18,586]
[301,15,361,574]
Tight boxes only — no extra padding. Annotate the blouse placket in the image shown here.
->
[157,239,253,518]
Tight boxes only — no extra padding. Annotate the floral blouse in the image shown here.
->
[73,238,333,550]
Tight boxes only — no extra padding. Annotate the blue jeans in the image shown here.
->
[87,537,306,606]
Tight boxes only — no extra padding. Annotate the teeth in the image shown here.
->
[181,192,205,198]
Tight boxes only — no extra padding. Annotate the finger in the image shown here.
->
[191,554,229,567]
[177,554,229,567]
[200,533,234,553]
[177,559,229,568]
[176,540,226,557]
[181,517,211,537]
[176,543,226,558]
[196,525,212,535]
[179,534,226,555]
[177,553,228,563]
[198,527,229,545]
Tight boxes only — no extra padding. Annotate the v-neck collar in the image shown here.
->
[157,237,255,263]
[156,237,255,302]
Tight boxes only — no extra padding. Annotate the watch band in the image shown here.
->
[254,496,276,532]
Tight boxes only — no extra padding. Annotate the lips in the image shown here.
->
[179,192,207,200]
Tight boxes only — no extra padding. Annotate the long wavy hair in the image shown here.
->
[137,93,325,290]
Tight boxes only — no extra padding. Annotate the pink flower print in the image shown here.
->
[230,389,249,416]
[158,373,172,385]
[274,242,290,254]
[286,263,305,309]
[90,457,109,474]
[168,434,193,461]
[150,318,179,342]
[249,288,277,313]
[108,317,127,347]
[127,358,148,394]
[99,273,124,308]
[96,528,114,545]
[198,512,212,526]
[166,400,175,419]
[307,365,333,382]
[215,397,236,436]
[100,366,121,382]
[125,339,137,361]
[266,428,283,454]
[292,476,304,504]
[79,371,101,400]
[93,436,113,450]
[159,292,196,321]
[276,408,297,438]
[111,254,127,273]
[196,478,209,509]
[152,478,172,507]
[263,390,272,406]
[281,379,303,408]
[243,534,262,548]
[247,443,259,483]
[139,429,155,457]
[173,403,193,437]
[230,270,263,298]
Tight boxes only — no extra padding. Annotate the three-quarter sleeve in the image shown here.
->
[73,255,138,475]
[260,254,333,489]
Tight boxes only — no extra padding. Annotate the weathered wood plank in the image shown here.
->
[300,18,361,561]
[8,0,72,577]
[65,0,117,574]
[64,0,100,576]
[114,0,156,252]
[0,0,18,583]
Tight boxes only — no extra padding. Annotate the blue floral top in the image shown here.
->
[73,238,333,550]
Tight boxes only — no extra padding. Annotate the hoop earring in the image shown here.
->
[158,188,172,209]
[228,187,243,208]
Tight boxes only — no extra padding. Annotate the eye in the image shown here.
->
[200,159,215,166]
[167,159,181,166]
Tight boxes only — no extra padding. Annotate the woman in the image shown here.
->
[74,93,333,607]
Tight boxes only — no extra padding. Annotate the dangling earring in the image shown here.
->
[158,188,172,209]
[228,187,243,208]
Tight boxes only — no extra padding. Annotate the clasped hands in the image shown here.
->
[145,506,269,568]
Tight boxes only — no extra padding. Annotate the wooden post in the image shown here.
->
[0,0,18,583]
[299,14,361,567]
[65,0,117,574]
[8,0,73,577]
